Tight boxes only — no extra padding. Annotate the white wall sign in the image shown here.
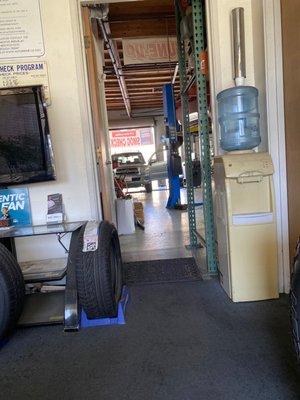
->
[122,37,178,65]
[0,61,50,103]
[0,0,44,59]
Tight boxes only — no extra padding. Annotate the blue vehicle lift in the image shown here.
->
[163,83,184,209]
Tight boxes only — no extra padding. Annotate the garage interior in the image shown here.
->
[0,1,300,399]
[96,0,206,264]
[95,0,205,264]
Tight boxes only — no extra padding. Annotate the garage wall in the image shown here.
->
[206,0,268,153]
[12,0,100,261]
[281,0,300,257]
[206,0,290,292]
[108,111,155,130]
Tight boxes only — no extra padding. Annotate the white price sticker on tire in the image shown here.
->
[83,221,99,252]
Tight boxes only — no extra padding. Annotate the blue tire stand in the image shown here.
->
[80,286,130,328]
[0,287,130,349]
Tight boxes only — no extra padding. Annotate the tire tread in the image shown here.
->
[0,243,25,339]
[76,221,122,319]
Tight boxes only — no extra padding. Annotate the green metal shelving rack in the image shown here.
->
[175,0,218,274]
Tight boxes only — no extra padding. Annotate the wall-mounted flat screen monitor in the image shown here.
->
[0,86,55,186]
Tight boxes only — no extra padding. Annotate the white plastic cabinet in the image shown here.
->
[214,152,279,302]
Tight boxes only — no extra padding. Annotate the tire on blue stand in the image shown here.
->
[0,243,25,340]
[291,239,300,361]
[76,221,123,319]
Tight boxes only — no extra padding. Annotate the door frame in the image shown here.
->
[69,0,102,221]
[81,6,114,222]
[263,0,290,293]
[69,0,116,223]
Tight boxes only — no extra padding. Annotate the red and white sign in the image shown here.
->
[110,128,154,148]
[122,37,178,65]
[110,129,141,147]
[111,130,138,139]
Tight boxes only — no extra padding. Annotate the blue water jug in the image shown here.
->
[217,86,261,152]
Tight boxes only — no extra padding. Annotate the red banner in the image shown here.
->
[111,130,138,138]
[110,128,153,148]
[110,129,141,147]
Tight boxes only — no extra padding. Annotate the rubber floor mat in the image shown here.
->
[123,258,202,285]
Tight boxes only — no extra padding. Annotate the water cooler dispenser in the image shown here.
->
[214,152,278,302]
[214,8,278,302]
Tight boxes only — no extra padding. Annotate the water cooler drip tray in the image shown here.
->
[232,212,273,226]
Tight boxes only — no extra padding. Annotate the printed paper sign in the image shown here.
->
[0,188,31,226]
[47,193,63,224]
[0,61,50,104]
[140,128,153,145]
[0,0,44,59]
[110,128,154,148]
[110,129,141,147]
[122,37,178,65]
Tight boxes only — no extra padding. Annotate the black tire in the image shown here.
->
[76,221,123,319]
[65,226,82,288]
[291,240,300,361]
[0,243,25,340]
[145,182,152,193]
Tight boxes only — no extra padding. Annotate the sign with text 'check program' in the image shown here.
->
[0,62,50,104]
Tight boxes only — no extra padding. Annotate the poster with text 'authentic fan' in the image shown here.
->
[0,188,32,226]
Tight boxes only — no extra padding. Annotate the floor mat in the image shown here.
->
[0,281,298,400]
[123,257,202,285]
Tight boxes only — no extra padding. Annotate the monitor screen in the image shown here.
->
[0,86,55,186]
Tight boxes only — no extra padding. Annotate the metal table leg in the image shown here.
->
[64,227,81,331]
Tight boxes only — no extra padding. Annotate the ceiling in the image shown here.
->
[99,0,180,115]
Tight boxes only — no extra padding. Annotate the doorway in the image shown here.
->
[81,0,206,264]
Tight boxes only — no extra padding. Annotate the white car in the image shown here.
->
[112,151,168,193]
[144,150,168,183]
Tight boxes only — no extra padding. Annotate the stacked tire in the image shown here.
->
[0,244,25,341]
[75,221,123,319]
[291,239,300,361]
[0,220,123,341]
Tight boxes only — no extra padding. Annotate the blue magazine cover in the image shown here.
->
[0,188,32,226]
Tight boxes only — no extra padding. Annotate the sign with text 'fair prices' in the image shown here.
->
[0,0,44,59]
[122,37,178,65]
[0,61,50,104]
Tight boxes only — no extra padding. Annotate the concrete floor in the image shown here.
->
[120,188,205,263]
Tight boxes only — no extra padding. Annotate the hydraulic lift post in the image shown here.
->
[162,83,184,209]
